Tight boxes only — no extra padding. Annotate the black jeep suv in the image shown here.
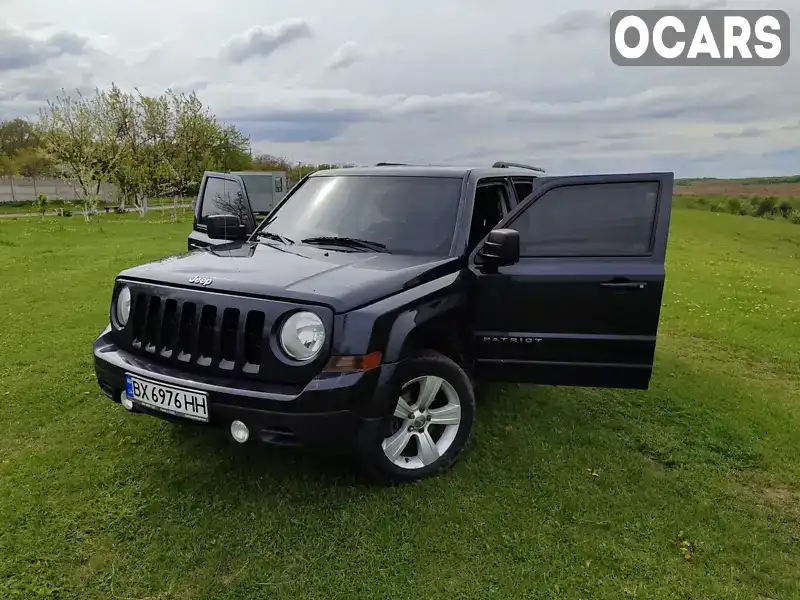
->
[93,162,673,483]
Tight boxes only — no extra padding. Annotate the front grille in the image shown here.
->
[117,282,332,386]
[131,297,267,373]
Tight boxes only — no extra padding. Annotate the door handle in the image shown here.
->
[600,281,647,290]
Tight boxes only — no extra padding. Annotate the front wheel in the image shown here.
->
[361,351,476,484]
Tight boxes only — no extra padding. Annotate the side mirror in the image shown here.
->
[478,228,520,266]
[206,214,247,241]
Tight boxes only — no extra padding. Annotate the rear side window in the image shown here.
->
[510,181,659,257]
[201,177,249,224]
[511,178,534,204]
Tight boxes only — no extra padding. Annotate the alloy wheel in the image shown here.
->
[381,375,462,470]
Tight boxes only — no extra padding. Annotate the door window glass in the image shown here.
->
[510,182,659,256]
[200,177,250,225]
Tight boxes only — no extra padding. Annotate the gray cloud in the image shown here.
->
[0,68,96,120]
[0,26,89,72]
[542,10,608,35]
[219,19,313,64]
[2,0,798,178]
[325,41,362,71]
[539,1,729,36]
[714,126,766,140]
[652,0,728,9]
[597,130,647,141]
[233,120,350,143]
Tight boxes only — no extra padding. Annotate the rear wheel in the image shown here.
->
[361,351,476,484]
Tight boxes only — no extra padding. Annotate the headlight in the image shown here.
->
[115,285,131,327]
[279,311,325,361]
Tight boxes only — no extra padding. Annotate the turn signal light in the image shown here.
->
[323,351,382,373]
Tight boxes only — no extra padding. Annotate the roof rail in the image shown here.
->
[492,161,546,173]
[375,162,410,166]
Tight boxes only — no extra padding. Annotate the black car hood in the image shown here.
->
[117,241,458,313]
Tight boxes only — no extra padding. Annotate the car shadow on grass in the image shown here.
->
[132,380,512,504]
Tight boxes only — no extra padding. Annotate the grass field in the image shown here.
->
[1,210,799,599]
[674,177,800,198]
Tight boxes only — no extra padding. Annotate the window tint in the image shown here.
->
[510,181,659,256]
[260,175,463,256]
[512,178,534,204]
[201,177,250,224]
[468,182,510,252]
[238,174,273,213]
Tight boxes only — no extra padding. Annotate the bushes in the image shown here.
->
[675,194,800,224]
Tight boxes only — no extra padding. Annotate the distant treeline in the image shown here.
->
[676,175,800,186]
[675,194,800,224]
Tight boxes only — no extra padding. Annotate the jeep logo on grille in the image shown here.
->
[189,276,213,287]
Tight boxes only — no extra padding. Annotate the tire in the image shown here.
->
[360,350,476,484]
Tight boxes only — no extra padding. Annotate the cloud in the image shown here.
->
[214,88,504,142]
[0,68,96,119]
[545,1,729,36]
[651,0,728,9]
[219,19,313,64]
[542,9,609,35]
[714,126,766,140]
[1,0,798,177]
[325,41,362,71]
[0,26,89,72]
[596,131,647,141]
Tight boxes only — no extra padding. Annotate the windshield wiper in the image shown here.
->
[256,231,294,245]
[301,236,389,253]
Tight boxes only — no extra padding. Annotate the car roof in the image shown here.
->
[308,165,546,179]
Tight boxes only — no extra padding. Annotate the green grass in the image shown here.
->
[1,210,800,599]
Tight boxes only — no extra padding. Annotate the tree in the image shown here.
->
[0,154,17,177]
[35,83,254,218]
[0,118,38,157]
[37,86,131,219]
[253,153,292,171]
[15,148,54,178]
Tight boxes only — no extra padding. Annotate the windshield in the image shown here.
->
[238,174,275,213]
[257,175,463,256]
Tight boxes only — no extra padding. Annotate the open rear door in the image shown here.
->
[188,172,257,251]
[470,172,673,389]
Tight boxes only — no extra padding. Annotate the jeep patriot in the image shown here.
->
[93,162,673,483]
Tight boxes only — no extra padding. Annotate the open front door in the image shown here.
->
[188,173,257,251]
[470,172,673,389]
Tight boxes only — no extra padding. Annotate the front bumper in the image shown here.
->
[93,326,399,453]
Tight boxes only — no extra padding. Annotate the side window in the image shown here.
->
[275,177,283,192]
[224,179,250,224]
[200,177,226,223]
[200,178,250,225]
[511,178,534,205]
[468,181,511,252]
[510,181,659,257]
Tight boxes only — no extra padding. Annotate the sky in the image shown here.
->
[0,0,797,177]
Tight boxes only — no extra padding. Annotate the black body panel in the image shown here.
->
[469,172,673,389]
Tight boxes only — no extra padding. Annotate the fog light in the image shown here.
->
[230,420,250,443]
[120,390,134,411]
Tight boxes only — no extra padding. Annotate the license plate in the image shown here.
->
[124,374,209,423]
